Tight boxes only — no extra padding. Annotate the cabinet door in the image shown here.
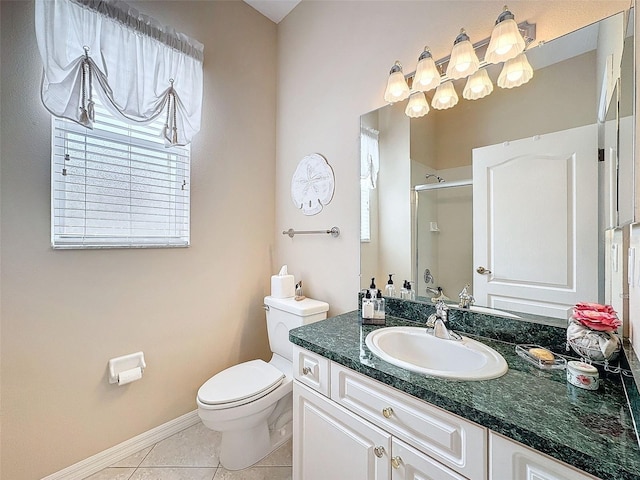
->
[490,432,600,480]
[391,438,467,480]
[293,382,392,480]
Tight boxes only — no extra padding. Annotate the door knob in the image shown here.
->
[382,407,393,418]
[374,446,385,458]
[476,266,492,275]
[302,366,312,375]
[391,456,402,469]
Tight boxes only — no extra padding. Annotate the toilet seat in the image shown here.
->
[197,359,284,409]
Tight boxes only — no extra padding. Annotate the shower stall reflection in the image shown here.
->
[414,179,473,302]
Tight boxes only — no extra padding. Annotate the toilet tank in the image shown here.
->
[264,296,329,362]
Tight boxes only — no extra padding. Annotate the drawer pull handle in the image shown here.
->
[391,456,402,469]
[374,446,385,458]
[302,366,312,375]
[382,407,394,418]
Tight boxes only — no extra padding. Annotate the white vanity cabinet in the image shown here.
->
[489,432,600,480]
[292,346,602,480]
[292,346,486,480]
[293,383,469,480]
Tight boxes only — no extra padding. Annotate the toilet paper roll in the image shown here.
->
[118,367,142,386]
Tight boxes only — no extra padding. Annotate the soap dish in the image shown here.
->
[516,344,567,370]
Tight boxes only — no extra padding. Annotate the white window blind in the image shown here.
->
[51,101,190,248]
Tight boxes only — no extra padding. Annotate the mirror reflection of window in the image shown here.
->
[360,126,379,242]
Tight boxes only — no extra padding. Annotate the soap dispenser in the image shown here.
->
[384,274,396,298]
[406,281,416,301]
[369,277,377,298]
[400,281,408,300]
[362,290,374,321]
[374,289,386,323]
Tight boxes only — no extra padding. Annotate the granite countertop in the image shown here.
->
[289,311,640,480]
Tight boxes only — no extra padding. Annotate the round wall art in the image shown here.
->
[290,153,335,216]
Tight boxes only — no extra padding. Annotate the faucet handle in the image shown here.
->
[435,300,449,320]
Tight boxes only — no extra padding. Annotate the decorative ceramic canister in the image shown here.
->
[566,361,599,390]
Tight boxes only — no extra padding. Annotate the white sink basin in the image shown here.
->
[365,326,508,380]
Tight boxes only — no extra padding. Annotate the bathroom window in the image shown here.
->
[51,100,190,249]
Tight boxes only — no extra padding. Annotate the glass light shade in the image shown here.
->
[463,69,493,100]
[485,14,525,64]
[431,81,459,110]
[405,91,430,118]
[384,61,410,103]
[413,47,440,92]
[497,52,533,88]
[446,30,480,80]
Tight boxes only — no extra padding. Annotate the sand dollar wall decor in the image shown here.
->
[291,153,335,215]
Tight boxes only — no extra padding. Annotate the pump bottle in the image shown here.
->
[374,289,386,321]
[384,274,396,298]
[362,290,374,320]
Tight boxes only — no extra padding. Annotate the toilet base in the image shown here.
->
[219,417,292,470]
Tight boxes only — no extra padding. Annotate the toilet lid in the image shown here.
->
[197,359,285,407]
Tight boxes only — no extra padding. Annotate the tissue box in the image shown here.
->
[271,274,295,298]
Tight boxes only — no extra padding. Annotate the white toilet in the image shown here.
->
[197,295,329,470]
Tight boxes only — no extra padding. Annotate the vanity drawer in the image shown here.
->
[293,346,331,397]
[331,363,487,480]
[489,432,600,480]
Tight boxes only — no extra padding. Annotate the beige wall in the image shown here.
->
[276,0,628,315]
[0,1,277,478]
[433,50,597,170]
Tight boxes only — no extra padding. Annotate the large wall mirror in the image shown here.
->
[360,8,634,320]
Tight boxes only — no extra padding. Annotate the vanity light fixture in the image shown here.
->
[383,7,535,117]
[383,61,411,103]
[413,47,440,92]
[463,68,493,100]
[497,52,534,88]
[431,81,459,110]
[405,91,430,118]
[446,29,480,80]
[485,5,526,64]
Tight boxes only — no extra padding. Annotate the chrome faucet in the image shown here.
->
[426,300,453,340]
[458,284,475,309]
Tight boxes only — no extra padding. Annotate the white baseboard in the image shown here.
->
[41,410,200,480]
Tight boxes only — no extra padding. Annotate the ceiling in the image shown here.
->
[243,0,301,24]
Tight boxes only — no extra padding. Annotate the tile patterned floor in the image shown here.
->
[84,422,292,480]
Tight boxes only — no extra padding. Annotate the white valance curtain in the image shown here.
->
[360,126,380,189]
[35,0,204,146]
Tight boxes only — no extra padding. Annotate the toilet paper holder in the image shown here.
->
[108,352,146,384]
